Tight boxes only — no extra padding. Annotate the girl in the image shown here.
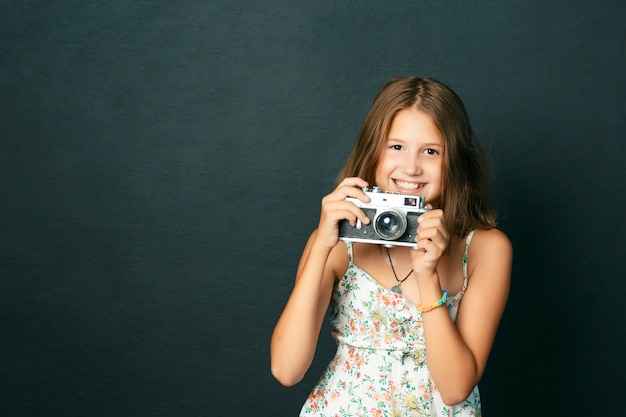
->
[271,77,512,416]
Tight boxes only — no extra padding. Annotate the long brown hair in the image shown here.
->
[337,77,496,237]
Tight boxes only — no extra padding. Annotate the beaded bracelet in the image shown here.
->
[417,290,448,313]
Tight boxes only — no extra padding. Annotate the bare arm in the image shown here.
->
[269,231,338,386]
[270,178,371,386]
[411,216,512,405]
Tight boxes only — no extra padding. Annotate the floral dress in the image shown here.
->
[300,231,480,416]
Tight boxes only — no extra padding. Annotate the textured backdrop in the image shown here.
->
[1,1,625,416]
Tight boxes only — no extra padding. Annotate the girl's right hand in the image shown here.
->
[315,177,372,249]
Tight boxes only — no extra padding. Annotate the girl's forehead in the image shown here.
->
[386,108,445,144]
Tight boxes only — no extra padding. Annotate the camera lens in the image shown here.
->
[373,209,407,240]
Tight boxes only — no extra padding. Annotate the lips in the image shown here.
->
[393,180,425,193]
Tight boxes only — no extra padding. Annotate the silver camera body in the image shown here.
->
[338,187,428,248]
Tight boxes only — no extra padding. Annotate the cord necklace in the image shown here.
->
[386,248,413,294]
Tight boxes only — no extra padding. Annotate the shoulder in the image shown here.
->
[457,228,512,330]
[466,228,512,283]
[469,228,512,259]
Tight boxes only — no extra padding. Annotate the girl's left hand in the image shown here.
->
[410,208,449,277]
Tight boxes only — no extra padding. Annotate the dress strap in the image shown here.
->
[346,241,354,263]
[461,230,475,290]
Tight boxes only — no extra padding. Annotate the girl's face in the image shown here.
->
[374,107,445,206]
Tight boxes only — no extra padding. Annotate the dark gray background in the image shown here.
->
[1,1,624,416]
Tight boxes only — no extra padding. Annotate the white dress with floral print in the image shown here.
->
[300,231,480,417]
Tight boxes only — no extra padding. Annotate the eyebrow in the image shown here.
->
[387,138,443,147]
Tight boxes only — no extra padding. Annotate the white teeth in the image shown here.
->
[395,180,424,189]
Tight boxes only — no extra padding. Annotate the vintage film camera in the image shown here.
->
[338,186,428,248]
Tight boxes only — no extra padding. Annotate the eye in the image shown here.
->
[389,144,404,151]
[424,148,439,156]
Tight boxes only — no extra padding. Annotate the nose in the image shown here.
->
[402,153,421,176]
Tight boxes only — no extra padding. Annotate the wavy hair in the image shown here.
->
[337,77,496,237]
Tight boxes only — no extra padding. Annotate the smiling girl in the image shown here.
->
[271,77,512,416]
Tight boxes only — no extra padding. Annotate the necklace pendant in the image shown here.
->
[391,284,403,294]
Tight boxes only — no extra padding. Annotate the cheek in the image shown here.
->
[433,161,444,179]
[438,168,446,192]
[374,159,393,181]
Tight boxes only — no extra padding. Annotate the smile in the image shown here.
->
[394,180,425,191]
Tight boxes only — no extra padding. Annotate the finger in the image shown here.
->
[417,208,444,222]
[341,186,371,203]
[330,209,358,227]
[336,177,369,197]
[329,184,371,204]
[410,246,426,256]
[323,202,371,226]
[416,222,448,239]
[416,222,448,247]
[338,176,369,188]
[343,205,371,226]
[416,238,445,257]
[417,213,448,238]
[416,231,448,252]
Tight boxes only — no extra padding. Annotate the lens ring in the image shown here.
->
[373,209,407,240]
